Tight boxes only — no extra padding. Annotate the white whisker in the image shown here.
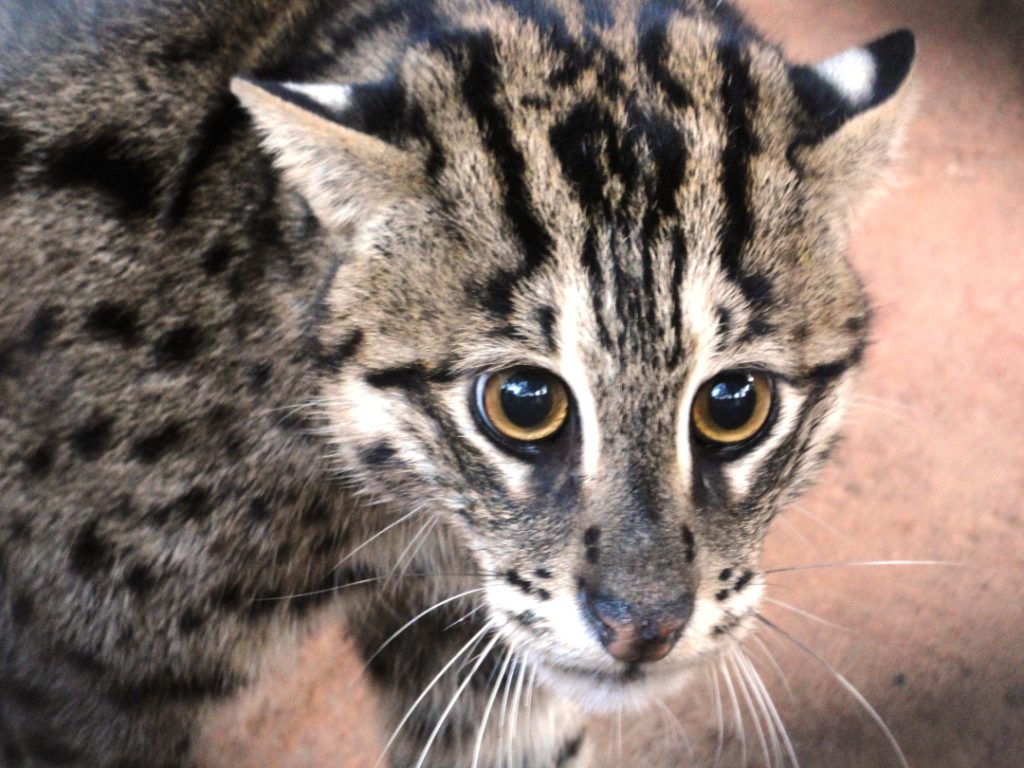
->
[765,559,960,575]
[727,648,772,768]
[472,647,514,768]
[413,633,502,768]
[763,597,849,631]
[758,615,909,768]
[374,622,493,768]
[719,656,748,767]
[363,587,486,671]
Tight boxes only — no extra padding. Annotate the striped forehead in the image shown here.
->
[398,9,804,340]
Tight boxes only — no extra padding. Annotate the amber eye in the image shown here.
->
[691,371,773,448]
[476,368,570,445]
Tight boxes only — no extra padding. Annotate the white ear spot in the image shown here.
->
[814,47,877,108]
[279,82,352,112]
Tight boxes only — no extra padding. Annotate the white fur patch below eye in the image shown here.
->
[559,283,601,477]
[815,47,877,108]
[281,82,352,112]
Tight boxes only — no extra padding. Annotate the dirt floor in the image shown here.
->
[197,1,1024,766]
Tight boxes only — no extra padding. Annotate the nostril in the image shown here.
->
[582,588,694,664]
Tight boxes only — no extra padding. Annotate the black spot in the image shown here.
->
[506,569,533,594]
[715,589,730,601]
[534,567,553,579]
[124,564,155,597]
[583,526,601,546]
[215,583,243,611]
[248,362,272,392]
[177,486,211,522]
[25,305,62,351]
[153,323,204,367]
[7,517,30,541]
[108,669,239,708]
[131,422,183,463]
[6,679,47,709]
[719,568,733,581]
[44,129,159,217]
[70,415,114,460]
[1004,684,1024,709]
[69,521,114,577]
[365,365,426,390]
[361,441,397,466]
[893,672,907,687]
[738,274,774,311]
[22,732,79,765]
[516,609,538,627]
[178,609,204,635]
[845,314,870,335]
[301,496,329,525]
[805,342,866,386]
[84,301,140,345]
[24,443,54,477]
[314,329,364,373]
[64,649,106,676]
[10,593,33,625]
[0,114,28,196]
[585,545,600,565]
[734,570,754,591]
[200,241,234,275]
[681,525,696,563]
[248,496,270,521]
[535,588,552,601]
[555,733,584,766]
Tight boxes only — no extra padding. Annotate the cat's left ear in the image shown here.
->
[230,77,426,231]
[789,29,917,214]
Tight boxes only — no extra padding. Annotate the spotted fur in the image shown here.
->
[0,1,914,766]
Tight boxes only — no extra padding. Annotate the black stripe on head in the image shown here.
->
[637,24,693,110]
[669,229,688,366]
[581,229,614,350]
[365,363,455,391]
[632,106,687,249]
[716,38,760,282]
[549,100,613,217]
[164,94,250,225]
[454,32,555,316]
[313,329,364,373]
[803,340,866,386]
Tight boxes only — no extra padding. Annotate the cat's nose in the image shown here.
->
[582,588,694,664]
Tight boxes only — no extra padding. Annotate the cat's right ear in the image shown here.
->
[788,30,917,216]
[230,77,426,231]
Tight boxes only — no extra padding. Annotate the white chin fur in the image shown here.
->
[533,659,696,714]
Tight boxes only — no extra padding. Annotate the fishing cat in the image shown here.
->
[0,0,914,765]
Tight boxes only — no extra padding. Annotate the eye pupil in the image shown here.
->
[478,368,570,447]
[707,375,757,431]
[500,375,553,428]
[691,370,774,451]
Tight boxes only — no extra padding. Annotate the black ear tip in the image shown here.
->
[866,29,916,102]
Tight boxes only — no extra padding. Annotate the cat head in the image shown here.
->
[234,3,914,709]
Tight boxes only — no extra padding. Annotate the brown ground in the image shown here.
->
[197,1,1024,766]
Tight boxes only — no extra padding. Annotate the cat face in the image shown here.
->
[235,3,913,708]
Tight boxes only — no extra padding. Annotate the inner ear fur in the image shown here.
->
[231,76,426,232]
[789,30,917,217]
